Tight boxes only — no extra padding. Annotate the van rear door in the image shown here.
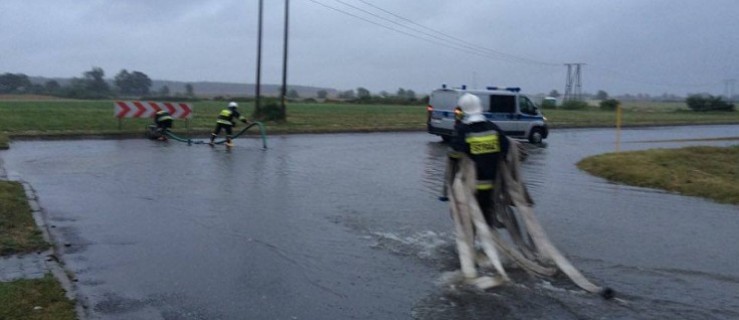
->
[428,90,460,135]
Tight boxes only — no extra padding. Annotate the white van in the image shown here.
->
[426,85,549,143]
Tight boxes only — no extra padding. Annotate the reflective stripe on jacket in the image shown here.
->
[217,109,234,126]
[155,110,173,122]
[476,180,494,190]
[450,120,510,185]
[465,130,501,155]
[216,108,246,126]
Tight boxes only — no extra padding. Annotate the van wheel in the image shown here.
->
[528,127,544,144]
[441,135,452,143]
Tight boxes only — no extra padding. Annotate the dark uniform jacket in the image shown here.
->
[450,120,510,189]
[155,110,173,127]
[216,109,246,126]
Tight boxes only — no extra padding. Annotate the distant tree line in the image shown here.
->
[544,88,735,112]
[2,69,428,105]
[545,88,738,104]
[263,86,425,105]
[686,94,735,112]
[329,87,424,105]
[0,67,196,100]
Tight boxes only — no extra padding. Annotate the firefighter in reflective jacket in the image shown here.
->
[154,109,173,141]
[449,93,510,228]
[209,101,248,147]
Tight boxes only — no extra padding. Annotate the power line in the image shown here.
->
[588,65,723,89]
[356,0,467,43]
[306,0,558,67]
[304,0,732,94]
[347,0,559,67]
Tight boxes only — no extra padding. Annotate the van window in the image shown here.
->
[489,95,515,113]
[430,91,460,110]
[519,96,538,115]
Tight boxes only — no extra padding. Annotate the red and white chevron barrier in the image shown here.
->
[114,101,193,119]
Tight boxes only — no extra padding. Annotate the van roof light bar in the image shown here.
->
[486,86,521,92]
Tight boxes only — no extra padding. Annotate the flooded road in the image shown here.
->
[1,125,738,320]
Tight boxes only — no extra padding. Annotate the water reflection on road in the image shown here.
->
[1,124,738,320]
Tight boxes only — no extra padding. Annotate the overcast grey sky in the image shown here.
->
[2,0,737,96]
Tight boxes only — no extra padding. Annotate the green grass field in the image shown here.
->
[0,99,737,150]
[542,100,739,128]
[0,100,737,138]
[0,100,428,137]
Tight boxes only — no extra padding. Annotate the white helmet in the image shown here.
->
[228,101,238,109]
[457,93,485,123]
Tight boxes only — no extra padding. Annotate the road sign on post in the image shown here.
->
[114,101,193,130]
[115,101,193,118]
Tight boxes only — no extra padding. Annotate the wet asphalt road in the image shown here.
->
[1,125,738,320]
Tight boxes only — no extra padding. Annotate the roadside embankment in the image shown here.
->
[577,145,739,205]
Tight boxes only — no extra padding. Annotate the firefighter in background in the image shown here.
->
[154,109,173,141]
[209,101,248,148]
[449,93,510,228]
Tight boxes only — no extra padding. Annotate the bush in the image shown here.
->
[541,99,557,109]
[599,99,620,111]
[560,100,589,110]
[252,98,285,122]
[686,95,735,112]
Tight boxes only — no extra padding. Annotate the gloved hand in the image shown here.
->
[438,196,449,202]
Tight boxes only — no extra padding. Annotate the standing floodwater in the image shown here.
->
[1,125,738,320]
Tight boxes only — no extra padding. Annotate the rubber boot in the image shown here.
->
[157,129,167,141]
[209,133,216,147]
[225,136,234,148]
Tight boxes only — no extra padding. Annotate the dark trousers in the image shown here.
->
[156,120,172,130]
[211,123,233,142]
[475,189,503,228]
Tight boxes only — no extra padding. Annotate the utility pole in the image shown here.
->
[564,63,585,101]
[280,0,290,119]
[255,0,264,114]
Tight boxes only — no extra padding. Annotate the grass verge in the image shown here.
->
[0,133,8,150]
[0,181,50,255]
[0,274,77,320]
[0,182,76,318]
[577,145,739,205]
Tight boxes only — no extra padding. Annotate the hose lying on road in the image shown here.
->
[162,122,268,149]
[444,138,614,299]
